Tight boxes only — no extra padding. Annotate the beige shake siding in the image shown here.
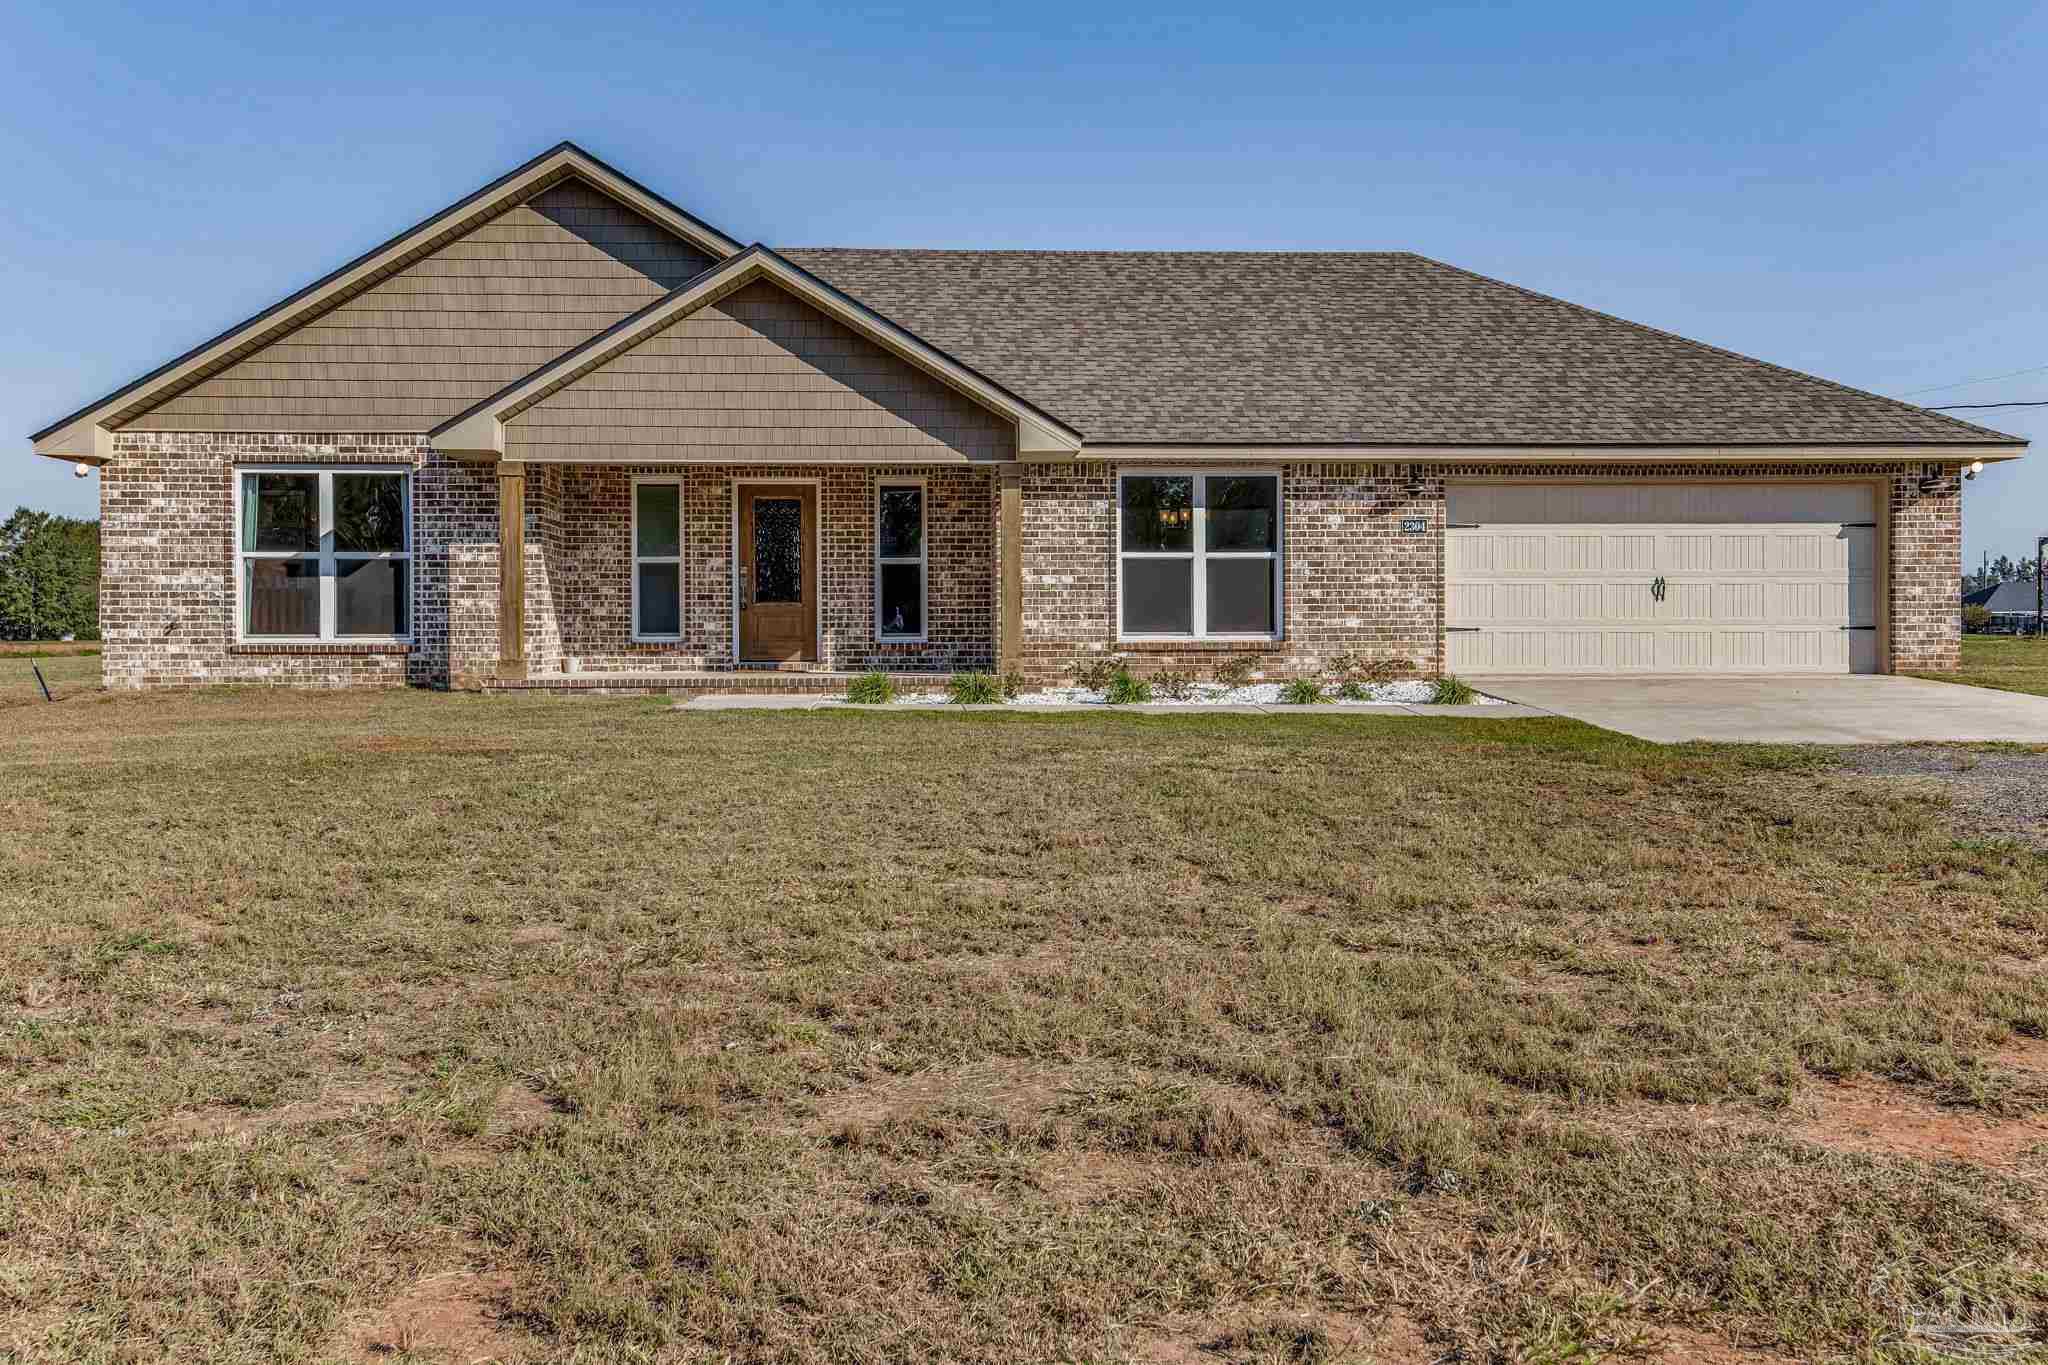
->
[125,182,714,433]
[503,281,1016,464]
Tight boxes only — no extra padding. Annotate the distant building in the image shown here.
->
[1963,579,2044,632]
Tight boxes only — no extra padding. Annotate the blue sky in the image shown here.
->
[3,0,2042,565]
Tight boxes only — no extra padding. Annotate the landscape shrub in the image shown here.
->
[999,670,1029,700]
[1430,675,1477,705]
[1152,669,1199,701]
[1335,679,1371,701]
[1069,655,1124,690]
[846,671,896,705]
[1279,678,1326,705]
[947,672,1004,705]
[1102,668,1154,704]
[1327,650,1403,687]
[1212,655,1259,689]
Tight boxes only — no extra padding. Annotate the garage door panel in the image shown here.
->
[1769,534,1824,573]
[1665,534,1713,572]
[1715,582,1768,621]
[1612,632,1658,669]
[1444,482,1878,674]
[1664,631,1716,669]
[1609,534,1656,572]
[1714,535,1767,572]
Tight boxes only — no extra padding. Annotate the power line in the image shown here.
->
[1898,363,2048,397]
[1924,399,2048,411]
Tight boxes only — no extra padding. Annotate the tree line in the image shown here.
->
[1962,553,2041,595]
[0,507,99,641]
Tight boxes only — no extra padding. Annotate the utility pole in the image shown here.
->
[2038,534,2045,640]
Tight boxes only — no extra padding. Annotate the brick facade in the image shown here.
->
[1014,459,1963,684]
[495,462,996,678]
[98,436,1963,689]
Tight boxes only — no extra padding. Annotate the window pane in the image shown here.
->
[637,563,681,636]
[1121,557,1193,634]
[1206,558,1275,635]
[1120,476,1193,552]
[878,486,923,559]
[242,473,317,552]
[635,483,680,558]
[879,563,923,636]
[753,498,802,603]
[1206,476,1278,552]
[334,473,407,552]
[244,558,319,635]
[337,558,410,636]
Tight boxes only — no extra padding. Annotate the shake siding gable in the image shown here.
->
[125,181,716,433]
[502,280,1017,464]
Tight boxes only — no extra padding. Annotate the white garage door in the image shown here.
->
[1445,483,1879,674]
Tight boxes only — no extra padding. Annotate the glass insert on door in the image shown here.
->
[753,498,802,603]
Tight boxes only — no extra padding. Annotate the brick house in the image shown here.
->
[29,143,2026,691]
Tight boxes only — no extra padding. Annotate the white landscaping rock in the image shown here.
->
[836,678,1504,708]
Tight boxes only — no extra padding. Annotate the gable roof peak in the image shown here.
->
[30,141,744,460]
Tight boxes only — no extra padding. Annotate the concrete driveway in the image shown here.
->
[1472,674,2048,744]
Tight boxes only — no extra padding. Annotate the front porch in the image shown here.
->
[449,461,1024,692]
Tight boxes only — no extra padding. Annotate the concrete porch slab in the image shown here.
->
[1471,674,2048,744]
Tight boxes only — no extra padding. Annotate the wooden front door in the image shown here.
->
[737,484,817,663]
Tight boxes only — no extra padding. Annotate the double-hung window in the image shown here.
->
[875,481,926,642]
[1118,471,1281,639]
[632,478,683,640]
[238,468,410,641]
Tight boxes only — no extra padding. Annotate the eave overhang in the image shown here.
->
[29,141,745,465]
[1041,442,2029,464]
[429,245,1085,461]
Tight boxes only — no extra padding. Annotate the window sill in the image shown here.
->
[875,637,930,647]
[1116,638,1285,651]
[624,639,687,650]
[230,642,411,656]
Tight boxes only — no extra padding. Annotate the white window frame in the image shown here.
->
[874,477,929,644]
[1116,468,1283,642]
[630,474,684,642]
[234,465,412,644]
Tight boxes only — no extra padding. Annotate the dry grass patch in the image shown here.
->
[2,691,2046,1362]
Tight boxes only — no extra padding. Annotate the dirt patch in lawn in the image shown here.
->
[1836,745,2048,845]
[1796,1077,2048,1169]
[1123,1307,1435,1364]
[343,734,517,757]
[1650,1324,1802,1364]
[343,1269,535,1363]
[156,1080,404,1142]
[810,1058,1105,1133]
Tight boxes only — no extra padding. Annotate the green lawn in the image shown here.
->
[2,687,2044,1362]
[1925,635,2048,699]
[0,651,101,706]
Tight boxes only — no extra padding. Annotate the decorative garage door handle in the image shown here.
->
[1651,576,1667,602]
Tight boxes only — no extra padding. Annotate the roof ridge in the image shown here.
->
[778,247,1409,257]
[1400,253,2022,445]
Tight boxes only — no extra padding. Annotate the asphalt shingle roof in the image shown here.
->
[777,249,2017,448]
[1964,580,2044,613]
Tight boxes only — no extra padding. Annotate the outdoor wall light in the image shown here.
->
[1965,459,1985,480]
[73,461,91,478]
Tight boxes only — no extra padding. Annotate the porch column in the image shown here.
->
[996,462,1024,675]
[497,461,527,680]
